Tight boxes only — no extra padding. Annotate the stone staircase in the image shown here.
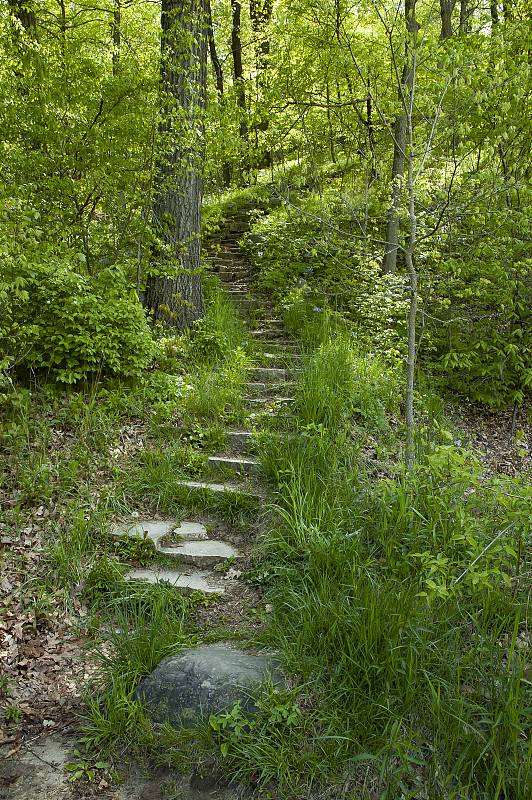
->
[120,199,300,597]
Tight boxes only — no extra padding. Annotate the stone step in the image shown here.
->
[263,352,302,362]
[217,264,244,272]
[251,330,289,340]
[125,568,226,595]
[246,396,295,407]
[251,367,287,383]
[252,323,285,333]
[208,455,258,476]
[246,381,268,393]
[158,539,239,567]
[231,298,258,310]
[113,520,208,548]
[227,430,253,453]
[218,246,241,254]
[176,479,264,499]
[218,270,252,282]
[229,221,250,233]
[262,342,300,352]
[246,381,296,395]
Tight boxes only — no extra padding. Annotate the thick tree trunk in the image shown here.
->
[8,0,38,37]
[382,0,417,275]
[440,0,456,39]
[250,0,272,165]
[144,0,207,331]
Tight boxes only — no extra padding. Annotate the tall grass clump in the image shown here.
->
[44,506,110,586]
[296,335,355,429]
[187,292,248,366]
[121,443,207,510]
[184,348,250,421]
[89,583,191,700]
[295,334,400,434]
[259,429,361,554]
[254,399,532,796]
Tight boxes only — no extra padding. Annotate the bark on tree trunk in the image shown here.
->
[205,0,231,186]
[231,0,248,143]
[382,0,417,275]
[112,0,121,75]
[459,0,471,32]
[439,0,456,39]
[8,0,38,37]
[144,0,207,331]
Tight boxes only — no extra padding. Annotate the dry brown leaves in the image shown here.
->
[0,515,91,742]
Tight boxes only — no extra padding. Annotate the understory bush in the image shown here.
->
[0,194,154,383]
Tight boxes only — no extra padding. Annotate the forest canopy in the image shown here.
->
[1,0,531,407]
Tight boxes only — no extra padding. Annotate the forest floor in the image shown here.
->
[1,400,530,800]
[2,200,532,800]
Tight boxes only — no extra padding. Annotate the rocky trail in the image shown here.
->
[2,200,531,800]
[0,202,300,800]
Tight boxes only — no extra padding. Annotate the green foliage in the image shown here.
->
[65,752,111,785]
[0,194,154,383]
[19,267,154,384]
[122,444,207,510]
[4,703,24,723]
[293,335,400,433]
[368,447,521,598]
[44,508,106,587]
[89,583,190,700]
[184,349,251,422]
[83,558,128,604]
[430,249,532,407]
[80,689,153,753]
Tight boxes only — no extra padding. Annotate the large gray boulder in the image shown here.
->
[133,644,284,727]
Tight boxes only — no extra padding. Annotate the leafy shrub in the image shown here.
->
[0,196,152,383]
[16,267,154,383]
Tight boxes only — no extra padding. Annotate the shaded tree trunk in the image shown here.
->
[459,0,471,32]
[440,0,456,39]
[231,0,248,142]
[206,0,231,186]
[250,0,272,165]
[112,0,121,75]
[144,0,207,330]
[8,0,38,37]
[382,0,417,275]
[250,0,272,65]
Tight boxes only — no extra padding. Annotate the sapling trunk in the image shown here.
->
[405,102,417,468]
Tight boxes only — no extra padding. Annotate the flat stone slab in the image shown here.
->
[177,480,263,499]
[251,367,287,383]
[134,644,284,726]
[246,396,295,407]
[229,221,250,233]
[208,456,258,476]
[227,431,253,452]
[158,539,239,567]
[113,520,208,547]
[125,568,225,594]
